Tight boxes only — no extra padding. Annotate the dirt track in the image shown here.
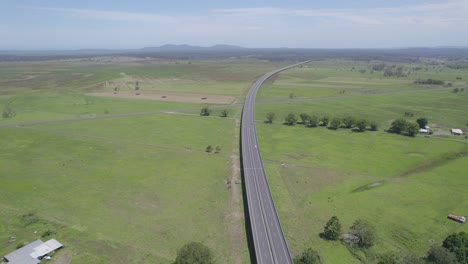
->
[88,91,236,104]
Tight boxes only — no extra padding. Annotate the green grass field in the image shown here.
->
[255,61,468,262]
[0,58,271,263]
[1,56,467,264]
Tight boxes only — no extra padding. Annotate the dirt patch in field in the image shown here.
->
[399,151,467,177]
[353,182,384,192]
[52,252,72,264]
[88,91,235,104]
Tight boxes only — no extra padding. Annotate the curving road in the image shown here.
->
[241,60,311,264]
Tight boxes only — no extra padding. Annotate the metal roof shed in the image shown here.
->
[3,239,43,264]
[30,239,63,259]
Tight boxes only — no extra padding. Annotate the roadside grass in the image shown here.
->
[255,60,468,262]
[0,113,236,263]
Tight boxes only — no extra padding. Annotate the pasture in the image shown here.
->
[255,60,468,262]
[0,57,279,263]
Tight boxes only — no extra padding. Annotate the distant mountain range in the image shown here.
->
[140,44,246,51]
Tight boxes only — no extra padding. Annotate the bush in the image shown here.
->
[265,112,275,123]
[406,122,420,137]
[355,119,368,132]
[2,106,16,119]
[308,115,319,127]
[342,116,356,129]
[389,118,408,134]
[320,116,330,126]
[285,113,298,126]
[442,232,468,264]
[328,117,342,130]
[175,242,214,264]
[426,246,457,264]
[200,106,211,116]
[294,248,322,264]
[220,109,229,117]
[323,216,342,240]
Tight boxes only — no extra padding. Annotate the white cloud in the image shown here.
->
[28,6,177,23]
[11,0,468,49]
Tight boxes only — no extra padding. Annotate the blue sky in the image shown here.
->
[1,0,467,49]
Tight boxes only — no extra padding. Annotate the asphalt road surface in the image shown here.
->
[241,60,311,264]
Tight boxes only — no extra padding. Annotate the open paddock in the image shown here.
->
[88,90,236,104]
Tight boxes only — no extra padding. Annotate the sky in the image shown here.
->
[1,0,467,50]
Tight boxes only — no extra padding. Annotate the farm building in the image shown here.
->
[419,128,429,133]
[451,128,464,135]
[3,239,63,264]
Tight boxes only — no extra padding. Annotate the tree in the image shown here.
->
[370,121,379,131]
[349,219,376,248]
[300,113,310,124]
[175,242,214,264]
[389,118,408,134]
[406,122,420,137]
[329,117,342,130]
[320,116,330,126]
[356,119,368,132]
[323,216,342,240]
[215,146,221,154]
[443,232,468,264]
[285,113,297,126]
[200,106,211,116]
[221,109,229,117]
[308,115,319,127]
[342,116,356,129]
[2,106,16,119]
[426,246,457,264]
[266,112,275,124]
[135,81,140,91]
[205,145,212,153]
[295,248,322,264]
[416,117,428,129]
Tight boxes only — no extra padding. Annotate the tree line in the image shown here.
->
[265,112,378,132]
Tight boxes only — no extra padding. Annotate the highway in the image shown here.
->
[241,60,311,264]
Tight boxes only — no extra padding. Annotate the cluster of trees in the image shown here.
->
[205,145,221,153]
[269,112,378,132]
[294,216,377,264]
[384,66,406,77]
[322,216,376,248]
[452,87,466,93]
[388,118,421,137]
[320,217,468,264]
[200,107,229,117]
[414,78,445,85]
[371,64,407,77]
[174,242,214,264]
